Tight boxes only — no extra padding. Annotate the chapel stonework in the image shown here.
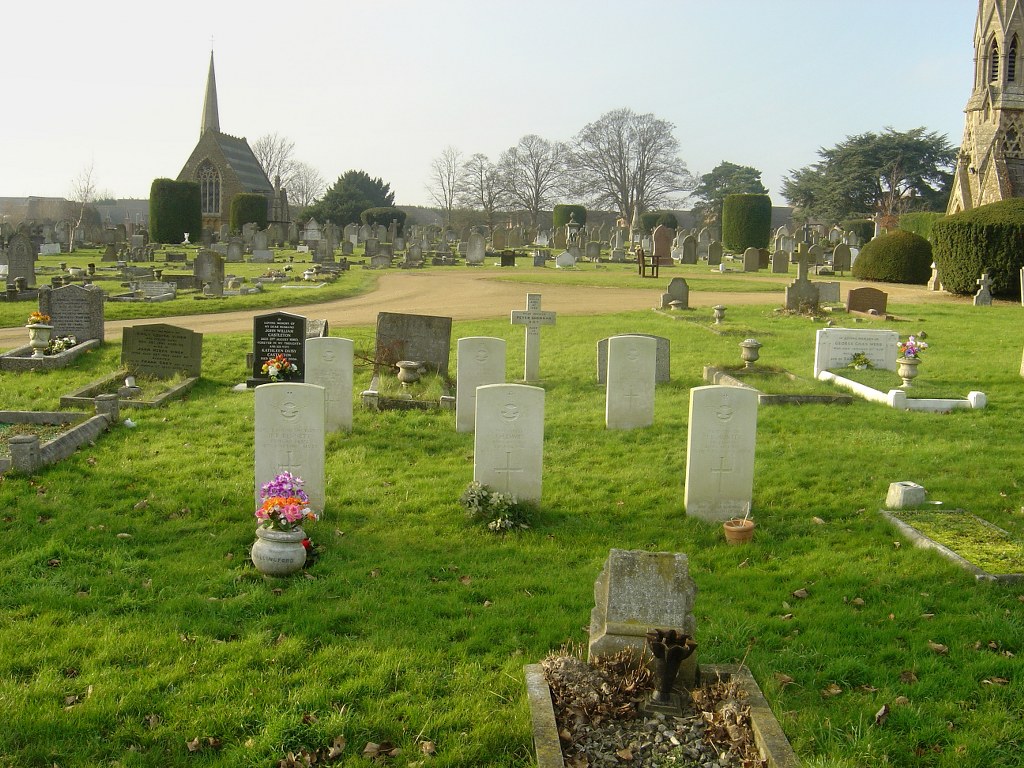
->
[948,0,1024,213]
[176,52,288,237]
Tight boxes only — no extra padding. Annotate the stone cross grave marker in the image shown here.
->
[122,323,203,378]
[605,335,656,430]
[813,327,899,377]
[304,337,354,433]
[510,293,556,383]
[255,382,326,514]
[474,383,544,504]
[684,385,758,523]
[974,272,993,306]
[456,337,507,433]
[587,549,698,686]
[38,284,105,342]
[249,311,306,386]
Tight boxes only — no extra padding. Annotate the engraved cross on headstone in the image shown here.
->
[493,451,524,492]
[710,455,733,492]
[279,451,302,476]
[510,293,556,382]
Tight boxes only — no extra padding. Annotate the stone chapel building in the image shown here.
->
[948,0,1024,213]
[177,52,289,238]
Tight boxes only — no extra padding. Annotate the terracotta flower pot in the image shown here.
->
[723,518,755,545]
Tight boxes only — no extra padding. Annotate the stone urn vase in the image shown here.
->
[26,324,53,359]
[395,360,424,385]
[897,357,920,388]
[250,526,307,576]
[723,518,756,545]
[739,338,762,369]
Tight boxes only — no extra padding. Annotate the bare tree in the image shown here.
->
[569,108,693,223]
[67,162,98,253]
[458,153,506,230]
[288,161,327,209]
[252,132,297,187]
[498,135,567,227]
[427,146,463,226]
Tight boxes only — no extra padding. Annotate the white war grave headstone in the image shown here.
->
[474,383,544,504]
[456,337,507,433]
[587,548,698,686]
[510,293,556,383]
[304,337,354,433]
[255,382,326,514]
[683,385,758,523]
[605,335,656,430]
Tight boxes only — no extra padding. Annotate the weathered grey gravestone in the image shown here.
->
[38,284,105,342]
[846,286,888,315]
[456,337,506,433]
[121,323,203,378]
[742,247,760,272]
[466,233,486,265]
[250,311,306,385]
[974,272,993,306]
[660,277,689,309]
[587,549,698,686]
[597,335,670,385]
[6,233,36,287]
[371,312,452,389]
[684,385,758,523]
[254,383,326,514]
[605,335,656,430]
[304,337,354,433]
[474,383,544,504]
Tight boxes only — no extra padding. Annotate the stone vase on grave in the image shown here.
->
[897,357,921,388]
[250,526,307,576]
[27,324,54,359]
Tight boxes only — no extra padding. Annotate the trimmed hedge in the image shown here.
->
[552,205,587,229]
[360,207,407,233]
[932,199,1024,296]
[638,211,678,232]
[841,218,875,244]
[229,193,268,232]
[149,179,200,245]
[850,229,932,285]
[899,212,945,241]
[722,194,771,251]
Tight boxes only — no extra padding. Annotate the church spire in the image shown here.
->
[201,50,220,136]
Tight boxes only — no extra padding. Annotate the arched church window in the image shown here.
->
[990,38,1001,82]
[1009,35,1018,82]
[198,161,221,215]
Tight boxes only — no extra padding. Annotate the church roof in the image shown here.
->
[212,132,273,193]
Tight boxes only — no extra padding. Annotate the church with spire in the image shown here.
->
[948,0,1024,213]
[177,52,288,237]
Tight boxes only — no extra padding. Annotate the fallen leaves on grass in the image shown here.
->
[185,737,222,753]
[900,670,918,684]
[820,683,843,698]
[773,673,795,688]
[792,588,809,599]
[873,704,890,727]
[982,677,1010,686]
[928,640,949,655]
[363,741,401,761]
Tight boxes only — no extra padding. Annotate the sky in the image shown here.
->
[2,0,978,211]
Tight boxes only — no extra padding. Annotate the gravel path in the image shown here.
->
[0,269,962,352]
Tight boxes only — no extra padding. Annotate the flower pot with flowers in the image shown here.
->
[260,353,300,383]
[897,335,928,388]
[251,471,319,576]
[26,312,53,359]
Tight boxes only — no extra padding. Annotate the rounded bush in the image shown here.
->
[722,194,771,251]
[851,230,932,284]
[899,212,945,241]
[932,198,1024,296]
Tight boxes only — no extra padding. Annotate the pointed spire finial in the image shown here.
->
[201,49,220,136]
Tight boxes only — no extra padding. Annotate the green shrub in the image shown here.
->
[841,218,875,244]
[932,198,1024,296]
[229,193,268,232]
[149,179,200,245]
[360,207,407,233]
[638,210,679,231]
[900,212,945,241]
[552,205,587,229]
[722,194,771,251]
[656,211,679,229]
[851,229,932,284]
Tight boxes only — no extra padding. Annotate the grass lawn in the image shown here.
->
[0,277,1022,767]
